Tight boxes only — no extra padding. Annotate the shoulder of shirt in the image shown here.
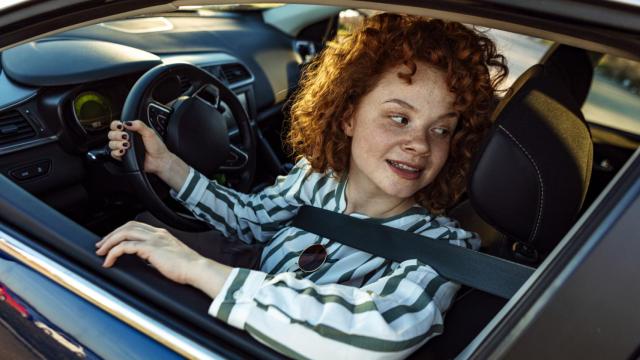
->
[292,157,340,183]
[293,157,311,169]
[433,214,461,228]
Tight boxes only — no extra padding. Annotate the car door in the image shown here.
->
[0,229,183,359]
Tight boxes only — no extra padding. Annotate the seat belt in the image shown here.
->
[291,205,534,299]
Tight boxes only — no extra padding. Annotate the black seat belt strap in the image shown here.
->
[292,205,534,299]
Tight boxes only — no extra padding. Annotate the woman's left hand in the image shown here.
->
[95,221,232,298]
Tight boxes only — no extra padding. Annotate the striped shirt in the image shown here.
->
[173,158,480,359]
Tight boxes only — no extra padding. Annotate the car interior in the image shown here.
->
[1,3,639,359]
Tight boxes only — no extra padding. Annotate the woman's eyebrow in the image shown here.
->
[383,99,416,111]
[384,99,458,120]
[439,112,459,120]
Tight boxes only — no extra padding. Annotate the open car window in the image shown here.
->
[583,55,640,136]
[338,9,554,90]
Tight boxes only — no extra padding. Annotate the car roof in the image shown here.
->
[1,0,640,60]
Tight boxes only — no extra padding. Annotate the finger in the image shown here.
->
[96,228,147,256]
[110,120,124,131]
[123,120,157,141]
[108,140,130,151]
[96,230,134,256]
[99,220,158,242]
[110,149,123,161]
[96,221,162,250]
[128,221,164,232]
[108,130,128,141]
[96,220,162,248]
[103,241,151,268]
[97,220,136,247]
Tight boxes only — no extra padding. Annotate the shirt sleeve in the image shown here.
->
[209,259,458,359]
[171,159,311,243]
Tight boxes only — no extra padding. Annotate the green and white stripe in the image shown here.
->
[173,158,480,359]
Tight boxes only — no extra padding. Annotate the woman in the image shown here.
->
[98,14,507,359]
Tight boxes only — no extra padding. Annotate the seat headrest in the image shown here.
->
[540,44,595,106]
[469,46,593,257]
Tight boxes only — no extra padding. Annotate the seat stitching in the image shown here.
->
[498,125,543,243]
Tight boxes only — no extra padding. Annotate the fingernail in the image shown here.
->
[125,121,133,126]
[119,149,124,154]
[116,124,123,130]
[123,142,129,148]
[121,134,128,140]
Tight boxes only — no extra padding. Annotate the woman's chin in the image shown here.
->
[380,185,422,200]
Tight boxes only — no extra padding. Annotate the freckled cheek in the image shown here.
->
[423,136,449,157]
[355,125,395,151]
[430,143,451,170]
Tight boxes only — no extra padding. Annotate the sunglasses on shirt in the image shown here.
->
[297,243,328,273]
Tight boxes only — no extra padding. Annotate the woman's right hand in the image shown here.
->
[108,120,172,175]
[108,120,190,192]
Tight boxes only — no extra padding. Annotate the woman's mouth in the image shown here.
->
[386,160,423,180]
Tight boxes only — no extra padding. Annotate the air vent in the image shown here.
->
[294,40,317,63]
[0,110,36,147]
[220,63,251,84]
[203,65,227,84]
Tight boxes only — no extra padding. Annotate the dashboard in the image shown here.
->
[0,13,304,226]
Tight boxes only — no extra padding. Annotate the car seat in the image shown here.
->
[412,44,595,359]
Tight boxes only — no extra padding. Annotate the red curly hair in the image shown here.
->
[287,13,508,213]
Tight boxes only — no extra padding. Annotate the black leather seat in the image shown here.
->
[456,43,594,264]
[413,44,595,359]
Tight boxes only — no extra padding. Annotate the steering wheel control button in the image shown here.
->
[147,102,172,137]
[9,160,51,181]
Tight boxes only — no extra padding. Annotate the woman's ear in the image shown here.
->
[342,116,355,137]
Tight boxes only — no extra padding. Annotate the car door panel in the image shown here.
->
[0,239,180,359]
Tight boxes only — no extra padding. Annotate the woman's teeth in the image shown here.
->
[387,160,420,172]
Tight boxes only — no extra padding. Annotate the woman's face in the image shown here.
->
[344,61,458,201]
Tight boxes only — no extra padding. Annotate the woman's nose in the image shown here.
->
[402,132,430,155]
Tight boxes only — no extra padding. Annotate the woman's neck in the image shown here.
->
[343,171,416,219]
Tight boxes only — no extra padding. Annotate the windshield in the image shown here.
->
[178,3,284,12]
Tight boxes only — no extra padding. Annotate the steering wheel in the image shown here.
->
[120,62,256,231]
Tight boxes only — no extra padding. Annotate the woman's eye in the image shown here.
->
[390,115,409,125]
[432,127,451,137]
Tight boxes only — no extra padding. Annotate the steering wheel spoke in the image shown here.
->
[147,101,172,138]
[220,144,249,172]
[192,83,222,111]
